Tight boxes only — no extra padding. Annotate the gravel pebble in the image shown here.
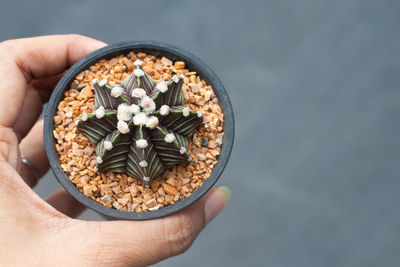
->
[201,138,209,147]
[102,195,112,203]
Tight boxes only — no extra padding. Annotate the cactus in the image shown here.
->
[77,59,203,186]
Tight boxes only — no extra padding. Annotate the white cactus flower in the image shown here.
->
[133,112,149,126]
[172,75,179,83]
[139,160,148,168]
[111,86,123,97]
[92,78,99,85]
[164,133,176,143]
[136,139,148,149]
[131,88,147,98]
[156,81,168,93]
[99,79,107,87]
[117,103,132,121]
[130,104,140,114]
[134,68,145,77]
[134,59,143,66]
[182,107,190,117]
[104,141,113,151]
[140,96,156,113]
[160,105,170,116]
[146,116,159,129]
[117,120,130,134]
[82,113,88,121]
[95,106,105,119]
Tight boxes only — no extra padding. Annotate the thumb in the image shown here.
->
[79,186,230,267]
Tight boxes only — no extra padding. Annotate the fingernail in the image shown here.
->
[204,186,231,224]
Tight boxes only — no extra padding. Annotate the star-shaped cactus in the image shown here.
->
[77,60,203,186]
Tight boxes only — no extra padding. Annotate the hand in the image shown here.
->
[0,34,230,266]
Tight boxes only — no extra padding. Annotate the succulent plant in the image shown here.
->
[77,59,203,186]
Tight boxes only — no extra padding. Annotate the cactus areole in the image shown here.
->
[77,60,203,186]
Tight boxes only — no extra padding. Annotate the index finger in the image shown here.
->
[0,34,106,128]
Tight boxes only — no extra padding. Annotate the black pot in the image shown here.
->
[44,41,234,220]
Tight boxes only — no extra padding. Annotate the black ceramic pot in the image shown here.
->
[44,41,234,220]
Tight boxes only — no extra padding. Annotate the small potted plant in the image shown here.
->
[44,41,234,220]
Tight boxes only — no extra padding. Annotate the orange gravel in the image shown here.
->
[53,52,224,212]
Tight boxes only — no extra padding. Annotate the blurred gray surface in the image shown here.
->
[1,0,400,266]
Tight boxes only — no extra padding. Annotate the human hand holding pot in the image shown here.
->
[0,34,230,266]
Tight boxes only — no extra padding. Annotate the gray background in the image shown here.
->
[1,0,399,266]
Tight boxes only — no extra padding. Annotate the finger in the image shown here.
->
[78,186,231,266]
[0,34,106,129]
[19,120,49,187]
[14,74,63,140]
[46,189,86,218]
[30,73,66,103]
[13,85,43,141]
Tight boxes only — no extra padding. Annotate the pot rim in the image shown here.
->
[44,41,234,220]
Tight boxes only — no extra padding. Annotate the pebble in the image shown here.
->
[112,186,122,194]
[161,56,172,66]
[102,195,112,203]
[77,83,88,91]
[129,184,138,197]
[83,147,93,155]
[173,193,180,202]
[148,206,160,211]
[201,138,209,147]
[188,83,199,93]
[145,198,157,208]
[113,201,121,209]
[208,140,218,149]
[166,178,177,187]
[204,90,212,102]
[100,184,110,196]
[118,197,130,206]
[79,86,93,98]
[83,185,93,197]
[197,153,206,161]
[162,183,178,196]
